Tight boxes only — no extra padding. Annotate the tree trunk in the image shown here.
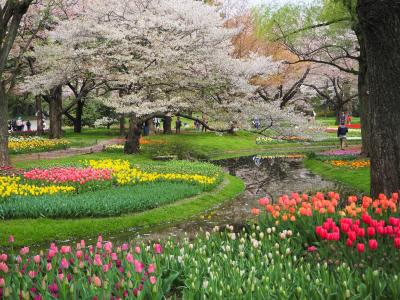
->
[124,114,142,154]
[49,86,63,139]
[0,83,9,167]
[163,116,172,134]
[147,118,155,135]
[119,114,125,136]
[73,100,84,133]
[335,108,340,125]
[358,0,400,197]
[356,30,371,157]
[35,95,44,135]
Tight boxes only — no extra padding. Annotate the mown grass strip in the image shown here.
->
[0,174,244,247]
[304,158,370,194]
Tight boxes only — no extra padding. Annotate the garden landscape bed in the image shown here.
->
[0,159,244,247]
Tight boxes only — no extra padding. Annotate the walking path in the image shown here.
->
[11,138,124,163]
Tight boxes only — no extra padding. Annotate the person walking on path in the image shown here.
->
[337,124,349,150]
[175,116,182,134]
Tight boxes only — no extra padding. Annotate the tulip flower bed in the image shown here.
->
[8,137,70,154]
[2,216,400,299]
[253,191,400,270]
[319,148,361,157]
[330,160,370,169]
[255,137,283,145]
[0,160,222,218]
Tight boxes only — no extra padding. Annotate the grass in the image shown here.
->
[0,174,244,247]
[12,152,152,169]
[63,128,120,147]
[143,131,360,160]
[0,182,204,219]
[304,158,370,194]
[317,116,361,126]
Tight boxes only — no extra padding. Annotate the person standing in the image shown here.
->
[346,114,352,125]
[175,116,182,134]
[339,112,346,125]
[26,120,31,131]
[16,118,23,131]
[337,124,349,150]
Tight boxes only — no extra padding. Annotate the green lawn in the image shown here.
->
[63,128,120,147]
[317,116,361,126]
[0,174,244,247]
[143,131,359,160]
[304,158,370,194]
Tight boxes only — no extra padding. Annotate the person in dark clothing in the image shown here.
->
[26,120,31,131]
[175,117,182,134]
[337,124,349,150]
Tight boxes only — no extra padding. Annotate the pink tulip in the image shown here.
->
[20,247,29,255]
[61,258,69,269]
[8,235,14,243]
[102,265,109,272]
[121,243,129,251]
[33,255,41,264]
[58,273,64,280]
[16,256,22,263]
[104,242,112,253]
[61,246,71,254]
[0,262,8,273]
[93,276,102,287]
[154,244,162,254]
[76,250,83,259]
[28,270,37,278]
[150,276,157,285]
[80,240,86,248]
[126,253,134,264]
[46,263,52,272]
[111,253,118,261]
[96,242,102,249]
[148,264,155,273]
[135,246,141,254]
[94,254,102,266]
[307,246,317,252]
[48,249,57,259]
[134,260,144,273]
[0,277,5,287]
[0,254,7,262]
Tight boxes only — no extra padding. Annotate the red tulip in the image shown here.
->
[346,238,353,247]
[368,239,378,250]
[367,227,375,237]
[341,223,350,233]
[357,243,365,253]
[377,226,385,235]
[394,238,400,249]
[347,231,356,242]
[356,228,365,237]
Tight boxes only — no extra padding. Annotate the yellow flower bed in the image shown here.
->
[8,137,70,153]
[0,176,75,198]
[85,159,217,186]
[330,160,370,169]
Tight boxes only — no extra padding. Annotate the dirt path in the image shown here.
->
[11,138,124,163]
